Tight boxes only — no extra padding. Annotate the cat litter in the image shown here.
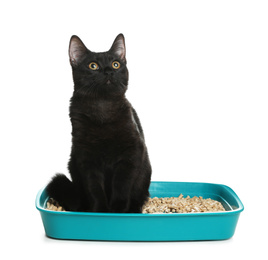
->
[46,194,225,213]
[46,198,66,211]
[142,195,225,213]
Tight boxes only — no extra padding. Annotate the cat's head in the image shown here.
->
[69,34,128,99]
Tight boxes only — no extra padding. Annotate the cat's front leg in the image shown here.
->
[83,169,109,212]
[110,161,136,213]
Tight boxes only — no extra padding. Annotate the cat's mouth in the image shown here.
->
[105,76,114,85]
[104,75,117,85]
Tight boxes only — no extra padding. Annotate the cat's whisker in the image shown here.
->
[119,82,127,90]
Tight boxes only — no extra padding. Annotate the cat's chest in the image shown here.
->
[85,99,120,120]
[70,99,139,145]
[73,119,139,161]
[72,114,136,142]
[91,100,113,115]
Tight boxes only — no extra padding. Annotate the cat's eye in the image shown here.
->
[89,62,99,70]
[112,61,120,69]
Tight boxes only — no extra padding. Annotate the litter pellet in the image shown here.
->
[46,198,66,212]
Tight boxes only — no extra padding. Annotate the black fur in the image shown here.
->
[46,34,152,213]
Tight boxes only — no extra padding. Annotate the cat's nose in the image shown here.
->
[104,67,113,76]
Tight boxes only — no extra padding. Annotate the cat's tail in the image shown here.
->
[46,173,81,211]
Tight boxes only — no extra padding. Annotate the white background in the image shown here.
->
[1,0,267,259]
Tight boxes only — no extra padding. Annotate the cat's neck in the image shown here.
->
[70,94,130,123]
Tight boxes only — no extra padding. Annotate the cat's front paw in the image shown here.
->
[91,201,110,213]
[110,199,129,213]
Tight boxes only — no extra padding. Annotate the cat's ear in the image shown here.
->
[69,36,88,66]
[110,34,126,62]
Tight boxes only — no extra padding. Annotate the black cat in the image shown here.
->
[46,34,152,213]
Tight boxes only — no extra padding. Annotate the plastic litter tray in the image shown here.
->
[36,181,244,241]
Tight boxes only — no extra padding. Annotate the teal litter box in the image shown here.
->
[36,181,244,241]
